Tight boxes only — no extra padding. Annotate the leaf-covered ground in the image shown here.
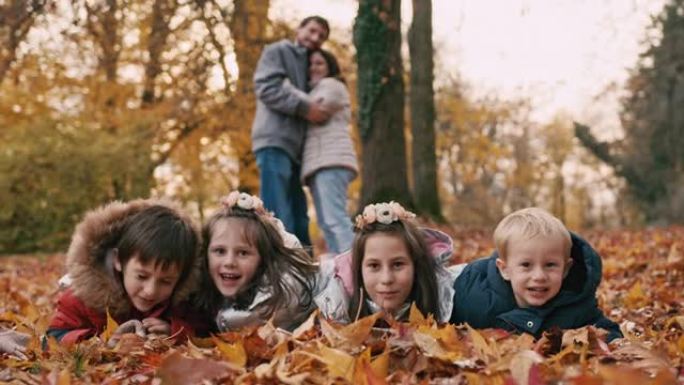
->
[1,226,683,384]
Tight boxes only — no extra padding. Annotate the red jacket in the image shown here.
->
[48,289,199,344]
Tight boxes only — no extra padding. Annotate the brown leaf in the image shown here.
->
[156,351,237,385]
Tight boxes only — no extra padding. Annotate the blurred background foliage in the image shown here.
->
[1,0,682,253]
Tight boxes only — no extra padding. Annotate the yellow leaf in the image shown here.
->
[624,281,647,308]
[317,343,356,382]
[417,323,462,349]
[321,312,381,349]
[466,324,496,362]
[353,348,387,385]
[413,329,463,362]
[408,302,426,325]
[275,356,311,385]
[274,341,289,359]
[58,368,71,385]
[464,372,484,385]
[212,336,247,368]
[20,301,40,324]
[355,360,388,385]
[370,347,389,379]
[100,308,119,343]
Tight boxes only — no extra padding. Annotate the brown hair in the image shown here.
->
[299,15,330,39]
[348,220,440,321]
[116,204,199,288]
[308,48,345,84]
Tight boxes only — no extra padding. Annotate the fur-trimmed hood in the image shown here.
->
[65,199,201,317]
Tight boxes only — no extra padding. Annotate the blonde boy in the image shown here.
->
[450,208,622,341]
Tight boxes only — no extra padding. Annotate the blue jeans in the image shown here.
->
[308,167,355,254]
[255,147,311,247]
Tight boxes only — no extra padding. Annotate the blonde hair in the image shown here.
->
[494,207,572,260]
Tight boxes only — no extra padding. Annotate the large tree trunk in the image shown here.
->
[228,0,269,194]
[354,0,412,208]
[408,0,442,220]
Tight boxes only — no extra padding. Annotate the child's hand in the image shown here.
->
[0,330,30,360]
[107,319,146,348]
[142,317,171,337]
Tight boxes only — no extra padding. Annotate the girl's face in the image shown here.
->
[115,254,180,313]
[208,218,262,299]
[361,233,415,314]
[309,51,329,85]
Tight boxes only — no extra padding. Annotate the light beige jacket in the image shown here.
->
[292,78,358,183]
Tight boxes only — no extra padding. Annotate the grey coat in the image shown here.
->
[251,39,310,162]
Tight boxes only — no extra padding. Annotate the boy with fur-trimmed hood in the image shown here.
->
[47,200,202,345]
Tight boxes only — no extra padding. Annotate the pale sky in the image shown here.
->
[272,0,666,130]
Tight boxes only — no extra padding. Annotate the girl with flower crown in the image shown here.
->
[195,191,319,332]
[315,202,463,323]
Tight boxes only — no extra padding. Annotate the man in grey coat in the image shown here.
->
[252,16,331,247]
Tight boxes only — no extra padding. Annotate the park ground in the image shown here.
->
[1,226,683,384]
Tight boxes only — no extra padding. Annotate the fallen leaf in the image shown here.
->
[212,336,247,367]
[156,351,237,385]
[508,350,544,385]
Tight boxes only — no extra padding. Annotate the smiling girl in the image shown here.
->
[315,202,460,323]
[197,191,318,331]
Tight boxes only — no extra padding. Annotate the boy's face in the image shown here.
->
[296,20,328,50]
[361,233,415,314]
[207,218,262,299]
[115,254,180,313]
[495,235,572,308]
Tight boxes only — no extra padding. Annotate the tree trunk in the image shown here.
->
[0,0,46,84]
[354,0,412,208]
[141,0,176,106]
[408,0,442,220]
[84,0,120,84]
[228,0,269,194]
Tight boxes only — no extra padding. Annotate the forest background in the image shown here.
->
[1,0,683,255]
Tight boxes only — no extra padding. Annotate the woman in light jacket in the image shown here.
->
[299,49,359,255]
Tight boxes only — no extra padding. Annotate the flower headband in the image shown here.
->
[219,191,302,248]
[355,201,416,229]
[220,191,268,215]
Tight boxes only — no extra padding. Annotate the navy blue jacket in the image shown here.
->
[450,233,622,341]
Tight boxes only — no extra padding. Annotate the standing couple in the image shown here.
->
[251,16,358,255]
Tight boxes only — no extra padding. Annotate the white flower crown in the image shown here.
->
[355,201,416,229]
[220,191,267,214]
[219,191,301,249]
